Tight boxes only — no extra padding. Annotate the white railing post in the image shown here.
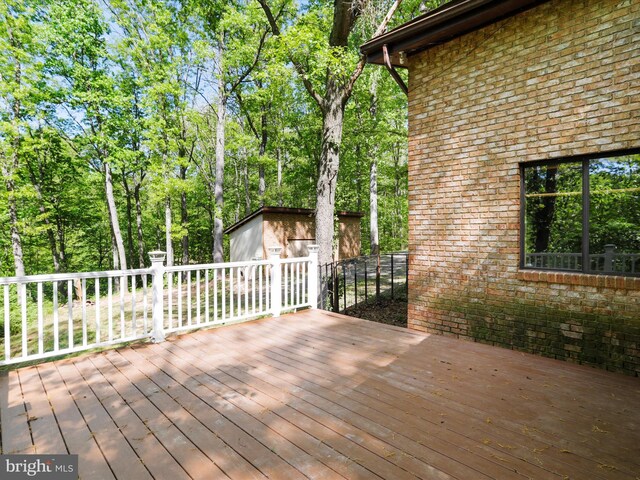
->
[149,251,166,343]
[604,244,615,273]
[269,246,283,317]
[307,244,319,309]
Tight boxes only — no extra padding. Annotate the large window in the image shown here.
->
[520,152,640,276]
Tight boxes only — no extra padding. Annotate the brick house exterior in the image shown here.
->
[363,0,640,375]
[225,207,363,262]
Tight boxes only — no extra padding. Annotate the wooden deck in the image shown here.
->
[1,310,639,480]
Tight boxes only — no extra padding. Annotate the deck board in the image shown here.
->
[205,329,551,479]
[2,310,639,480]
[196,323,508,479]
[0,369,35,455]
[35,362,116,479]
[17,366,67,454]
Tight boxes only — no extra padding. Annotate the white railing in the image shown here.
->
[0,245,319,366]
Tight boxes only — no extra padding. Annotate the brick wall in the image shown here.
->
[407,0,640,375]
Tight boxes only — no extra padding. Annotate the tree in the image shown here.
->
[0,0,42,276]
[45,0,130,271]
[259,0,403,265]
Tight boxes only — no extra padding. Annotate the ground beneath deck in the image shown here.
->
[1,310,639,479]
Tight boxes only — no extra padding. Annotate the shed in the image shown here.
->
[224,207,363,263]
[362,0,640,374]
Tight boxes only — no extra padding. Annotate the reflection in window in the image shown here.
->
[589,158,640,273]
[522,154,640,276]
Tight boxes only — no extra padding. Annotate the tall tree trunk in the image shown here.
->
[315,84,344,265]
[134,182,145,268]
[26,162,61,272]
[112,234,120,270]
[277,148,283,207]
[104,162,127,271]
[259,165,266,204]
[355,145,362,212]
[243,158,251,215]
[122,176,135,268]
[3,26,25,278]
[2,169,25,277]
[233,159,241,222]
[111,233,121,292]
[180,165,189,265]
[532,168,558,252]
[165,196,174,267]
[258,0,402,265]
[258,107,267,204]
[57,216,67,269]
[213,42,226,263]
[369,158,379,255]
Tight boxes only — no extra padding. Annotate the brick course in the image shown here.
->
[407,0,640,375]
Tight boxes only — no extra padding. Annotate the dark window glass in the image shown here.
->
[521,153,640,276]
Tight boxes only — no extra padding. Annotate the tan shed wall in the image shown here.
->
[407,0,640,374]
[261,213,361,260]
[338,216,363,260]
[262,212,316,259]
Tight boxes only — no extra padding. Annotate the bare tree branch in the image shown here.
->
[228,28,269,94]
[257,0,280,35]
[343,0,403,101]
[235,89,260,139]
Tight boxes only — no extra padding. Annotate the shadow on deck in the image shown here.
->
[1,310,639,479]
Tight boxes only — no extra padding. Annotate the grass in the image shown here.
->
[0,276,277,366]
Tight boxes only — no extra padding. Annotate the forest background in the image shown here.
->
[0,0,444,277]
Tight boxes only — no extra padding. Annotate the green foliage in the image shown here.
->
[0,0,417,275]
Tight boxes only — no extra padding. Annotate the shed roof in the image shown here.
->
[224,206,364,235]
[361,0,550,67]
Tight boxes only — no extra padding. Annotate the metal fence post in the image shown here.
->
[391,253,395,299]
[149,251,166,343]
[332,263,339,312]
[269,246,283,317]
[354,261,358,307]
[307,245,319,309]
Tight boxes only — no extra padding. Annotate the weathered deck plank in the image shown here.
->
[17,366,67,455]
[113,347,307,480]
[185,322,508,479]
[0,370,35,454]
[35,361,116,479]
[73,354,197,480]
[55,361,153,480]
[202,322,556,479]
[1,310,639,480]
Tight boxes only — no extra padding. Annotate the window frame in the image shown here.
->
[519,149,640,277]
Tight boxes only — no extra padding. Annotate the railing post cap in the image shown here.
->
[148,251,167,263]
[268,246,283,256]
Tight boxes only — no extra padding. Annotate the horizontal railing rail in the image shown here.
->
[1,269,153,365]
[525,245,639,274]
[0,245,319,366]
[0,268,151,285]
